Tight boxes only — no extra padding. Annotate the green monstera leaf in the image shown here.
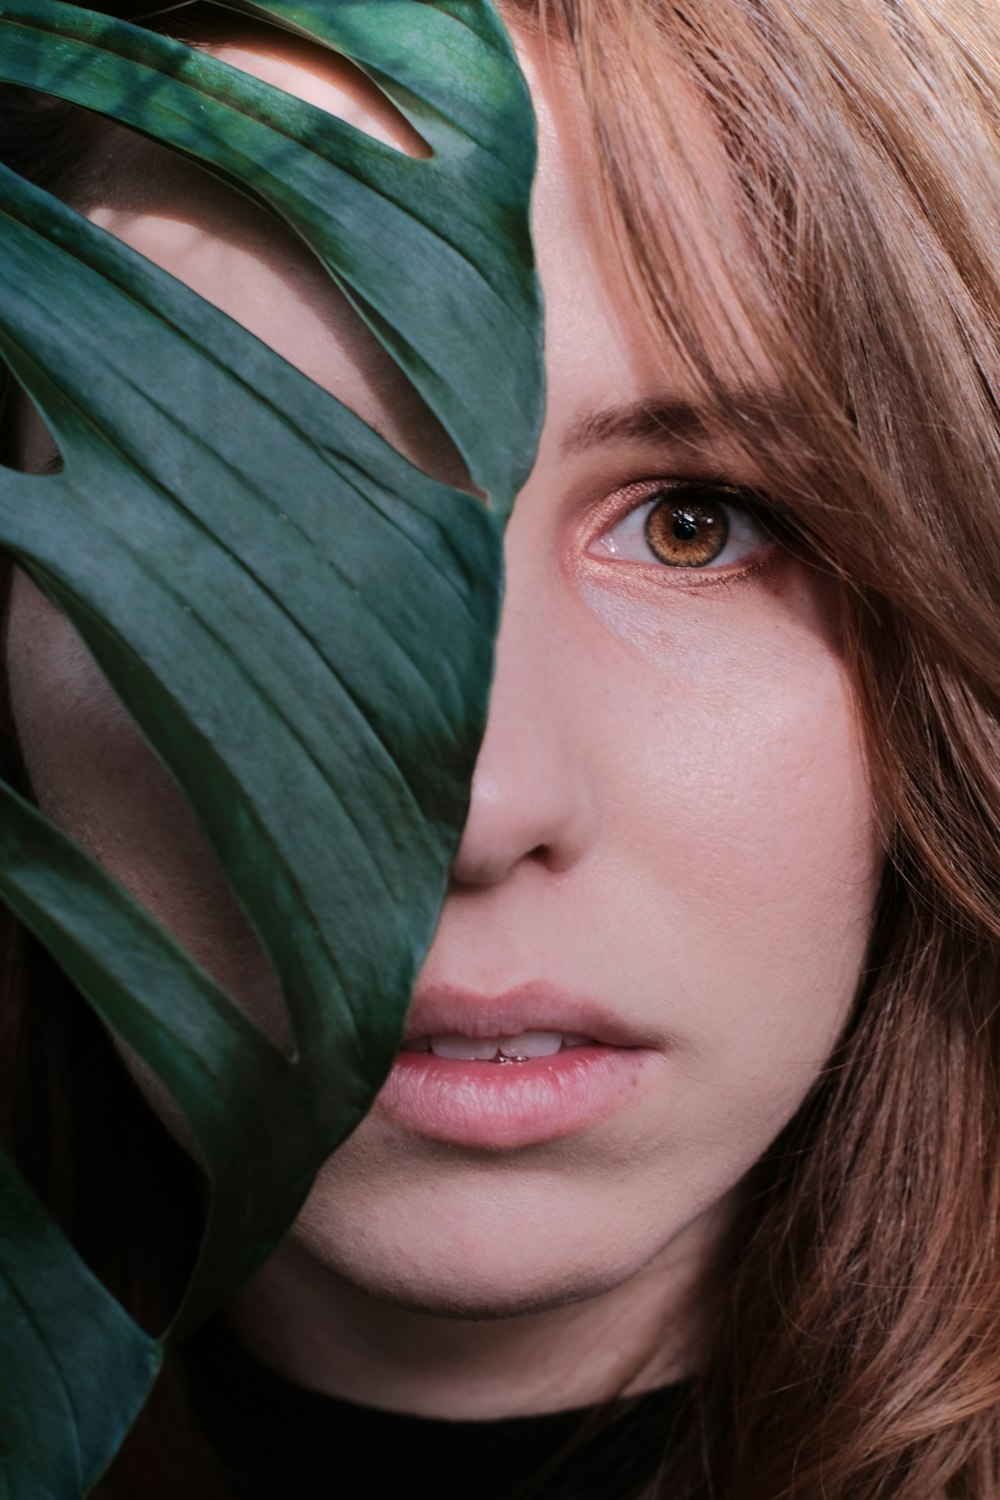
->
[0,2,543,1493]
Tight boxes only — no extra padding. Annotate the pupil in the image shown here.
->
[672,510,699,540]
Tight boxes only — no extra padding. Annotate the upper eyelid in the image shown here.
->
[625,475,761,503]
[598,475,771,531]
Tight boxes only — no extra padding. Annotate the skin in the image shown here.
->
[6,30,880,1417]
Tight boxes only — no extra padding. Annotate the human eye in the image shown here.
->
[592,479,775,572]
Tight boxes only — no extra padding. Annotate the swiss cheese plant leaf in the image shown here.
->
[0,1,543,1492]
[0,0,540,507]
[0,1148,162,1499]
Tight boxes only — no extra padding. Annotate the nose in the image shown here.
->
[449,535,596,888]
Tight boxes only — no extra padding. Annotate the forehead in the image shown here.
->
[517,33,771,442]
[77,24,771,480]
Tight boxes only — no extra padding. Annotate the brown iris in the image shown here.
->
[644,492,729,568]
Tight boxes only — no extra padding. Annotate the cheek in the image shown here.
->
[4,571,287,1037]
[586,558,879,1109]
[654,649,873,974]
[7,570,161,833]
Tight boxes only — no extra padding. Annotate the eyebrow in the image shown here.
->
[560,388,789,457]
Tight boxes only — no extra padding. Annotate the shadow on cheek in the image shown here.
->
[4,568,293,1054]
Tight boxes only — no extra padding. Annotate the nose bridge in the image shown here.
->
[449,546,594,885]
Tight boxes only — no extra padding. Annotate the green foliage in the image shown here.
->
[0,2,543,1492]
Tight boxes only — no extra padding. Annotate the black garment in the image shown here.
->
[188,1321,690,1499]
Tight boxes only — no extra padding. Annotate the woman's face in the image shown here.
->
[6,31,879,1372]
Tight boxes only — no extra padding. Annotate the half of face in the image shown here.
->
[4,23,881,1411]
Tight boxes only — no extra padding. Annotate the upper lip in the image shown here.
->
[402,981,652,1049]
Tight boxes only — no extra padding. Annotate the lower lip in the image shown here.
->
[375,1045,658,1149]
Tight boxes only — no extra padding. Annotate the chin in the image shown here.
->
[287,1133,667,1323]
[325,1266,619,1323]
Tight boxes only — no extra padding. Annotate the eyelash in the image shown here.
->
[591,479,776,575]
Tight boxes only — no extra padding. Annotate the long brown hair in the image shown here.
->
[2,2,999,1496]
[543,2,1000,1494]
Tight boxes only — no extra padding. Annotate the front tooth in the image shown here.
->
[498,1031,564,1059]
[428,1035,501,1061]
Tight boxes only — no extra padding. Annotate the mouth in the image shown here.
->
[400,1031,595,1063]
[375,985,662,1149]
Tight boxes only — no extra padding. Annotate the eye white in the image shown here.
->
[595,490,770,569]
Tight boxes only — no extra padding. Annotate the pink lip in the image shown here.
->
[374,983,663,1149]
[399,980,655,1049]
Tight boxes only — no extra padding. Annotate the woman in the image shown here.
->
[1,1,998,1495]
